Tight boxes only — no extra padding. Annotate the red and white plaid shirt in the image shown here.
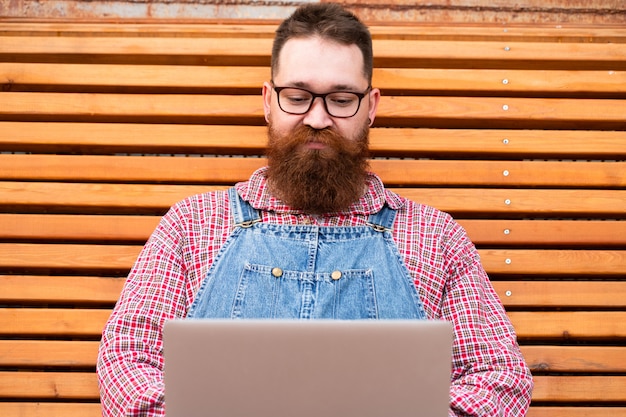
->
[98,167,533,416]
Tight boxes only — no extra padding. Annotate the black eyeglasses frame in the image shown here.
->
[272,85,372,118]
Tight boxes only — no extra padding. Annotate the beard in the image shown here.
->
[265,123,370,215]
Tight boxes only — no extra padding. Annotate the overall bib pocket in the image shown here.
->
[231,263,378,319]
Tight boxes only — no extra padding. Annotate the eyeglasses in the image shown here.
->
[273,86,371,118]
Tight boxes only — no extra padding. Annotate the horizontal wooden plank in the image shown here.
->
[4,340,625,374]
[397,188,626,217]
[0,22,271,37]
[2,372,625,403]
[461,220,626,247]
[2,182,624,217]
[0,340,99,367]
[2,154,624,188]
[4,214,624,247]
[0,22,283,38]
[0,275,124,305]
[3,63,625,95]
[5,268,626,306]
[2,22,625,42]
[0,403,101,417]
[3,275,625,309]
[0,214,160,242]
[0,402,626,417]
[532,376,626,403]
[480,249,626,275]
[375,67,626,95]
[0,308,110,337]
[2,37,624,69]
[494,281,626,308]
[376,96,626,129]
[0,350,620,408]
[0,36,273,66]
[0,63,269,92]
[368,128,626,159]
[2,93,624,129]
[373,39,626,69]
[0,181,217,213]
[0,122,269,155]
[0,404,624,417]
[1,244,624,275]
[1,122,624,158]
[0,154,265,184]
[528,408,626,417]
[0,92,265,124]
[3,274,626,310]
[2,308,624,340]
[0,371,99,400]
[522,345,626,373]
[510,312,626,340]
[0,243,140,271]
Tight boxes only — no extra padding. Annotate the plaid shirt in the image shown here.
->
[98,167,533,416]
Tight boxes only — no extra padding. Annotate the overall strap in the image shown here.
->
[367,204,397,232]
[228,187,261,227]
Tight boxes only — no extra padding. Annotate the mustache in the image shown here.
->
[271,124,365,156]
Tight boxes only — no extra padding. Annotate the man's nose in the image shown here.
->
[303,97,333,130]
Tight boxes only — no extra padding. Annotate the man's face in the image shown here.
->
[262,36,381,214]
[263,36,379,143]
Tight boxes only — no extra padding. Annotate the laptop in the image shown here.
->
[163,319,453,417]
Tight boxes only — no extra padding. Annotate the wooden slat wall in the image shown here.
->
[0,22,624,417]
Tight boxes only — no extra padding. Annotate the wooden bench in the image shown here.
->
[0,21,625,417]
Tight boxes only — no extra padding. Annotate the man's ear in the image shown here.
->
[367,87,381,126]
[262,82,273,123]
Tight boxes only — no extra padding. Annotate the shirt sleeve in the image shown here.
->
[441,220,534,416]
[97,202,191,417]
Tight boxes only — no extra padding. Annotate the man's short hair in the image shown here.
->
[271,3,374,84]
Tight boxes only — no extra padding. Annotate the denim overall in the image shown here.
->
[187,188,426,320]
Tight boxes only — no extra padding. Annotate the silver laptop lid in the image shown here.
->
[164,319,452,417]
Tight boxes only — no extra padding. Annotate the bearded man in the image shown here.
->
[97,3,533,417]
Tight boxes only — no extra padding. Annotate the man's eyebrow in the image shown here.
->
[289,81,363,92]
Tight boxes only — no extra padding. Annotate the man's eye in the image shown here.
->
[328,94,357,107]
[286,96,309,103]
[282,91,311,105]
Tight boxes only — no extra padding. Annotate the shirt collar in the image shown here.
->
[236,167,404,216]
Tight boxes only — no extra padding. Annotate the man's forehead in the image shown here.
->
[281,80,364,93]
[274,37,368,91]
